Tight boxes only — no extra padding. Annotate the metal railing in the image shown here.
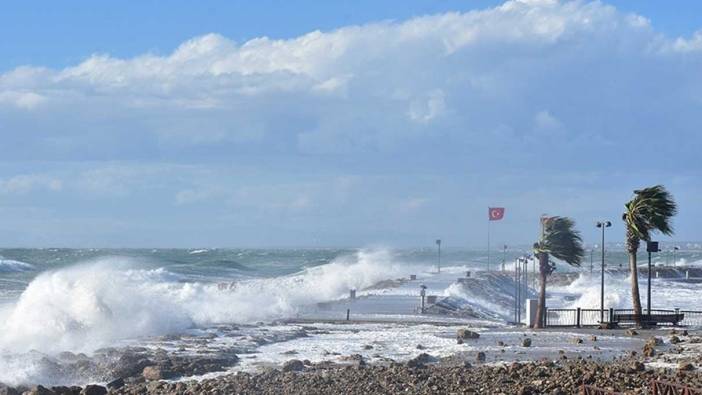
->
[544,308,702,328]
[651,380,701,395]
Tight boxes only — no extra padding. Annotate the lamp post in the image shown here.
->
[502,244,507,272]
[673,246,679,267]
[420,285,427,314]
[436,239,441,273]
[596,221,611,323]
[647,241,660,315]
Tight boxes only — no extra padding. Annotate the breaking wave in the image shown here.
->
[0,249,413,354]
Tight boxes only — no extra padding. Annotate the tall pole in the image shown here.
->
[487,219,491,272]
[502,245,507,272]
[436,239,441,273]
[596,221,611,323]
[600,227,605,322]
[646,241,658,315]
[590,249,593,275]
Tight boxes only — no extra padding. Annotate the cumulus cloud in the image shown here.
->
[0,175,62,194]
[0,0,701,245]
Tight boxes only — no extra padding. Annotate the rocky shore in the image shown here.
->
[4,327,702,395]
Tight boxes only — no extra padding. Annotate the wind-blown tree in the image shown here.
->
[533,216,584,328]
[622,185,677,324]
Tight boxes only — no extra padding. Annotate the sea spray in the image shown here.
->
[0,248,414,354]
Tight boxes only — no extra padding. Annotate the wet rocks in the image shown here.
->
[105,378,124,390]
[475,352,486,363]
[456,329,480,340]
[571,338,584,344]
[521,338,532,347]
[670,335,682,344]
[679,362,695,371]
[142,365,173,381]
[80,385,106,395]
[625,329,638,336]
[406,353,435,368]
[282,359,305,372]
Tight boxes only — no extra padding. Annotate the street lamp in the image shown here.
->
[646,241,660,315]
[420,284,427,314]
[436,239,441,273]
[596,221,611,323]
[673,246,679,267]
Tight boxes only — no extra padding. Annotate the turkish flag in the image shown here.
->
[489,207,505,221]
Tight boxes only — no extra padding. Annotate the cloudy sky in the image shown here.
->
[0,0,700,248]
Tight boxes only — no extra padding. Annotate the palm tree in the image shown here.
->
[533,216,584,328]
[622,185,677,325]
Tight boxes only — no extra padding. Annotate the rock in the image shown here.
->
[339,354,366,367]
[80,385,106,395]
[678,362,695,371]
[643,343,655,357]
[0,384,19,395]
[23,386,55,395]
[406,353,434,368]
[521,338,532,347]
[282,359,305,372]
[589,335,597,342]
[571,338,583,344]
[628,361,645,373]
[142,365,173,380]
[670,335,682,344]
[625,329,638,336]
[105,378,124,390]
[475,352,486,363]
[362,345,373,350]
[497,340,505,347]
[416,344,425,350]
[456,329,480,340]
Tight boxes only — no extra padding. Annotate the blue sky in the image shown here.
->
[0,0,701,247]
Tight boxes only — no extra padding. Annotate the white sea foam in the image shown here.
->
[0,249,414,354]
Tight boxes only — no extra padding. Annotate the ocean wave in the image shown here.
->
[0,249,413,354]
[0,259,35,273]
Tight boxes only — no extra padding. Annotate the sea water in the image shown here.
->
[0,247,701,385]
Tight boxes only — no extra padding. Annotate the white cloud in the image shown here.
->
[0,174,62,194]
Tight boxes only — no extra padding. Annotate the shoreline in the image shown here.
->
[3,327,700,394]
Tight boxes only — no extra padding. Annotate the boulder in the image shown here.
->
[80,385,106,395]
[23,386,55,395]
[406,353,435,368]
[456,329,480,340]
[282,359,305,372]
[678,362,695,371]
[670,335,682,344]
[571,338,583,344]
[521,338,532,347]
[142,365,173,381]
[0,384,19,395]
[628,361,645,373]
[106,378,124,390]
[475,352,486,363]
[625,329,638,336]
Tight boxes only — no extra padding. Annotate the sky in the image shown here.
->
[0,0,701,248]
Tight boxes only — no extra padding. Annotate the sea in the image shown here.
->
[1,246,701,386]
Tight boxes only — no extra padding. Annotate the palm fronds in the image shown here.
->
[623,185,677,241]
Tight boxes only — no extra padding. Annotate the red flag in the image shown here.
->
[489,207,505,221]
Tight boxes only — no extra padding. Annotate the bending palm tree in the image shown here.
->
[623,185,677,325]
[533,216,584,328]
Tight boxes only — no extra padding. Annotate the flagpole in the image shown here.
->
[487,214,491,272]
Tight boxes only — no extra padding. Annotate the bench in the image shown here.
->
[613,313,684,326]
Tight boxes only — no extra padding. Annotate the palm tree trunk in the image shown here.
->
[534,252,549,328]
[628,245,643,326]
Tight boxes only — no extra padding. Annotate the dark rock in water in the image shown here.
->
[142,365,173,380]
[80,385,106,395]
[497,340,505,347]
[0,384,20,395]
[625,329,638,336]
[416,344,425,350]
[49,387,78,395]
[362,345,373,350]
[521,338,532,347]
[475,352,486,363]
[678,362,695,371]
[406,353,435,368]
[628,361,645,373]
[589,335,597,342]
[571,338,583,344]
[24,386,55,395]
[670,335,682,344]
[106,378,124,390]
[456,338,463,345]
[456,329,480,340]
[282,359,305,372]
